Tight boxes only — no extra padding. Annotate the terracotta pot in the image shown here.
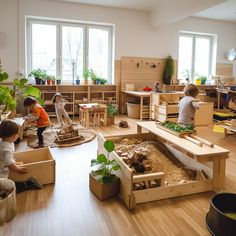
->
[51,80,55,85]
[107,116,115,125]
[84,80,88,85]
[47,80,51,85]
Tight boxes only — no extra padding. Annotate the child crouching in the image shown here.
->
[0,119,42,192]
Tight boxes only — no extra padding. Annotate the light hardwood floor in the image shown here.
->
[1,115,236,236]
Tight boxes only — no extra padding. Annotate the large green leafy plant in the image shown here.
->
[0,63,16,115]
[162,55,175,85]
[0,61,42,118]
[91,140,120,184]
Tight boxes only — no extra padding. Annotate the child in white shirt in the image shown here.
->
[178,84,200,125]
[0,119,42,192]
[52,93,72,127]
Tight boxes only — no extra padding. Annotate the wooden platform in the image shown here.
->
[1,115,236,236]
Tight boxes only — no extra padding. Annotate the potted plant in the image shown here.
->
[198,76,207,85]
[107,103,118,125]
[75,75,80,85]
[89,69,98,85]
[46,76,51,85]
[51,76,56,85]
[162,55,175,85]
[99,78,107,85]
[83,69,90,85]
[28,69,47,85]
[90,140,120,200]
[56,77,61,85]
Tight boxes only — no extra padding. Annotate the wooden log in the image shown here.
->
[189,134,214,148]
[183,135,203,147]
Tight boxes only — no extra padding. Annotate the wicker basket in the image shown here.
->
[0,179,17,226]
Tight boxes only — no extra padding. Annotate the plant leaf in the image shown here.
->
[104,140,115,153]
[97,154,107,163]
[90,159,98,166]
[24,86,41,98]
[112,165,120,171]
[102,175,116,184]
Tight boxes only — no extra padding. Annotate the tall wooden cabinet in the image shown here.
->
[35,85,118,117]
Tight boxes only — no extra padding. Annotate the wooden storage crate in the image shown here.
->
[9,147,55,185]
[98,133,214,210]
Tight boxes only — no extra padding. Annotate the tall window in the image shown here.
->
[178,32,215,83]
[27,19,113,83]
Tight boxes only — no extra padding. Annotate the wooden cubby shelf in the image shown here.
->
[35,84,118,117]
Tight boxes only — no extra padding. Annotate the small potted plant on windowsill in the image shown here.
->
[75,75,80,85]
[99,78,107,85]
[90,140,120,200]
[107,103,118,125]
[56,77,61,85]
[83,69,90,85]
[28,69,47,85]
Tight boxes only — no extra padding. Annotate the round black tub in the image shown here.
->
[206,193,236,236]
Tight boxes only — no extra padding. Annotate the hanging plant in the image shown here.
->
[162,55,175,85]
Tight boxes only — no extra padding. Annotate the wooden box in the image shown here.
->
[98,133,214,209]
[9,147,55,185]
[89,174,120,200]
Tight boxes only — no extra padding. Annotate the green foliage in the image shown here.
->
[161,121,194,133]
[197,76,207,85]
[28,69,48,81]
[83,69,90,80]
[107,103,118,117]
[162,55,175,85]
[47,75,56,81]
[99,78,107,84]
[90,140,120,184]
[89,69,98,81]
[0,64,9,82]
[0,86,16,112]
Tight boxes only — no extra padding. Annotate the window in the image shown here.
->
[27,19,113,83]
[178,32,215,83]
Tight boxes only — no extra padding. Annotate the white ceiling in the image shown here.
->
[57,0,160,12]
[194,0,236,23]
[55,0,236,25]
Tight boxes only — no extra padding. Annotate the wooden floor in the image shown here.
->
[1,115,236,236]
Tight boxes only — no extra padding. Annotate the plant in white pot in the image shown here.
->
[107,103,118,125]
[90,140,120,200]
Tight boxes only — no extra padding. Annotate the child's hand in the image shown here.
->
[17,166,28,174]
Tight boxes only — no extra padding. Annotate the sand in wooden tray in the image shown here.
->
[115,138,195,186]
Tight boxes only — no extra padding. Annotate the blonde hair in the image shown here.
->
[184,84,199,97]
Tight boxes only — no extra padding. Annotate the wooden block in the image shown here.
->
[10,147,55,185]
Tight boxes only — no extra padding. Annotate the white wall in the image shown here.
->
[0,0,19,79]
[0,0,236,79]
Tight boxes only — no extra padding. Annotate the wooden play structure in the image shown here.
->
[97,121,229,209]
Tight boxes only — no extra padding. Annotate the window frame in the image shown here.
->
[178,32,215,82]
[26,18,114,83]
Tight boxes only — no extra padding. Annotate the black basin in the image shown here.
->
[206,193,236,236]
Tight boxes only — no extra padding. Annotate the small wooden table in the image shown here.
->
[137,121,229,190]
[122,91,151,120]
[79,103,107,128]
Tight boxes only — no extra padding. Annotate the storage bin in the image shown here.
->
[9,147,55,185]
[127,103,140,119]
[0,179,17,226]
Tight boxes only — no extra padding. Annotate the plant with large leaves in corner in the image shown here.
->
[162,55,175,85]
[90,140,120,184]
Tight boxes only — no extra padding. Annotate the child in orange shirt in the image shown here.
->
[23,96,51,148]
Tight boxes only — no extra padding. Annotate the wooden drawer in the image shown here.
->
[157,104,178,115]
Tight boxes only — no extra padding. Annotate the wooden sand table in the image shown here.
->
[115,137,195,187]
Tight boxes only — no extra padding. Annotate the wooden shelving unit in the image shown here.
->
[35,85,118,117]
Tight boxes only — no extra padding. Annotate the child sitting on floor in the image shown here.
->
[0,119,42,193]
[178,84,200,125]
[52,92,72,127]
[23,96,51,148]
